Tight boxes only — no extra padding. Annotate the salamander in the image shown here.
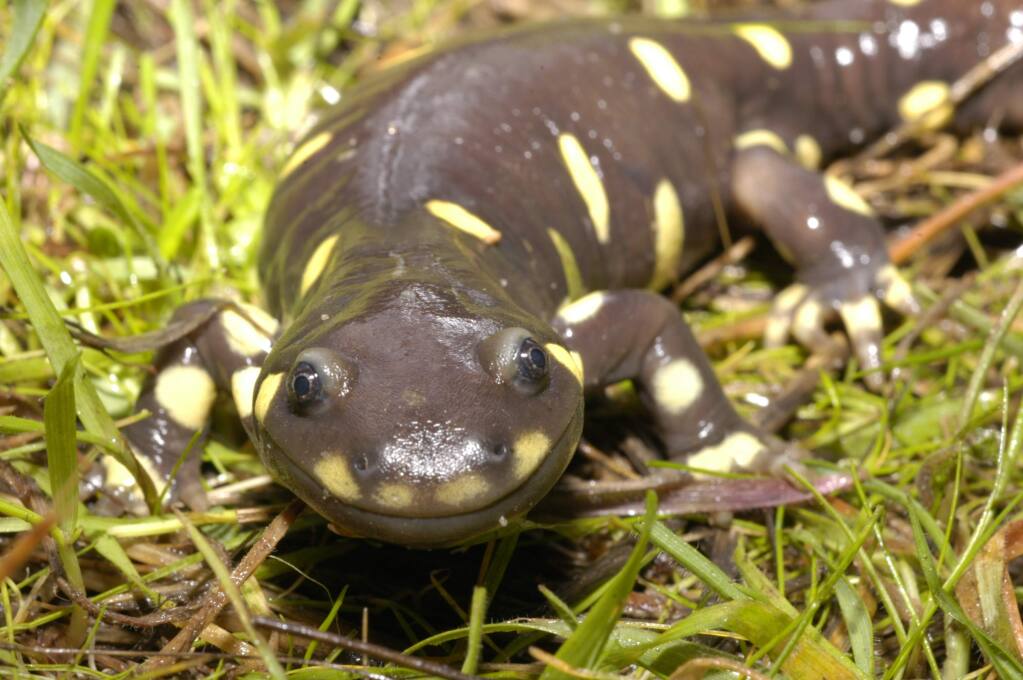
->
[121,0,1023,546]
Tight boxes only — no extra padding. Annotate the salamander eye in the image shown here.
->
[478,327,550,395]
[285,348,356,415]
[517,338,548,382]
[289,362,322,407]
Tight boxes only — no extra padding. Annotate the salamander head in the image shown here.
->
[250,281,584,547]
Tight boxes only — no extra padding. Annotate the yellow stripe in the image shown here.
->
[300,235,340,296]
[546,228,586,301]
[280,131,331,178]
[628,38,691,103]
[649,179,684,291]
[558,134,610,244]
[734,129,789,155]
[425,200,502,244]
[733,24,793,70]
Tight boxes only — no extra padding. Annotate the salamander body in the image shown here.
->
[125,0,1023,546]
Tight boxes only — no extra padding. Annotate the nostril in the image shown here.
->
[491,443,511,459]
[353,455,371,473]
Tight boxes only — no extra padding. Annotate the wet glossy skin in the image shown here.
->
[124,0,1023,547]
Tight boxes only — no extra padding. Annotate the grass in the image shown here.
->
[1,0,1023,677]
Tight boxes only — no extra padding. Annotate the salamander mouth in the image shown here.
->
[261,404,583,547]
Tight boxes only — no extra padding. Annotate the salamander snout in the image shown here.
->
[250,308,585,546]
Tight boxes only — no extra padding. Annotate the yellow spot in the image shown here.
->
[792,300,824,345]
[794,135,822,170]
[375,483,415,509]
[651,358,703,416]
[281,131,331,178]
[435,474,488,507]
[547,228,586,301]
[154,365,216,431]
[687,432,766,475]
[888,0,922,6]
[513,431,552,479]
[426,200,502,245]
[649,179,685,291]
[839,296,883,335]
[557,291,606,325]
[734,129,788,155]
[628,37,691,102]
[221,307,276,358]
[824,175,873,216]
[765,283,807,347]
[897,81,952,130]
[314,455,361,501]
[106,453,168,502]
[231,366,262,420]
[734,24,793,70]
[877,265,917,313]
[254,372,283,423]
[301,235,339,296]
[558,134,610,244]
[545,343,584,385]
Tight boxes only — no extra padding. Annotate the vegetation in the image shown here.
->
[1,0,1022,677]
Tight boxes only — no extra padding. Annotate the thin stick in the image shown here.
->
[889,160,1023,265]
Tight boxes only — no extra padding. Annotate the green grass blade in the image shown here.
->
[44,354,80,535]
[834,577,875,677]
[649,520,750,602]
[69,0,116,146]
[0,196,160,511]
[22,132,163,268]
[540,493,658,680]
[170,0,218,271]
[0,0,48,88]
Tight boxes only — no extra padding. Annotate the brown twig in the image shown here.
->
[141,499,305,671]
[889,160,1023,265]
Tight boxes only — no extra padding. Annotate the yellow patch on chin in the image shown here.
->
[154,365,217,431]
[734,129,788,155]
[733,24,793,70]
[649,179,684,291]
[558,134,610,244]
[513,431,552,479]
[231,366,262,420]
[651,358,703,416]
[545,343,584,385]
[435,474,489,507]
[254,372,284,423]
[426,200,502,244]
[281,131,332,178]
[824,175,873,217]
[557,291,606,325]
[315,455,362,501]
[374,483,415,509]
[687,432,766,476]
[301,235,340,296]
[628,37,691,103]
[897,81,952,130]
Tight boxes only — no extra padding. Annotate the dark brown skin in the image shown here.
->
[123,0,1023,546]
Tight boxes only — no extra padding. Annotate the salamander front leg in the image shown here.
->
[119,300,277,510]
[552,291,802,476]
[732,146,919,389]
